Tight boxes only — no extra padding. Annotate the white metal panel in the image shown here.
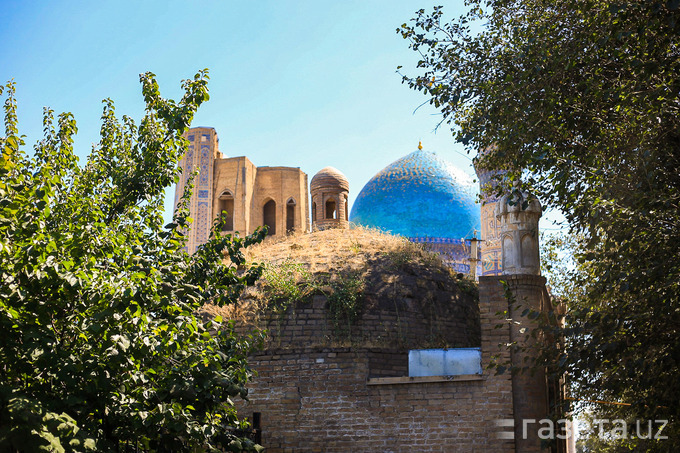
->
[408,348,482,377]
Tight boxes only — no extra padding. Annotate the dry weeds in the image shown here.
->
[201,226,452,323]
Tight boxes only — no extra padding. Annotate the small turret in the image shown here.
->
[495,184,542,275]
[310,167,349,230]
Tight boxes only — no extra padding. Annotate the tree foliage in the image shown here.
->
[0,72,265,451]
[399,1,680,449]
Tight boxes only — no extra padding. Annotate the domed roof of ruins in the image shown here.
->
[311,166,349,192]
[201,227,480,350]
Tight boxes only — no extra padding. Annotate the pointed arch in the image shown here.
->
[520,232,538,269]
[218,189,234,231]
[286,198,296,233]
[263,199,276,236]
[325,198,337,220]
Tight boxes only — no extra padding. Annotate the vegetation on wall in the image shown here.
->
[206,228,480,350]
[326,272,366,339]
[0,73,265,452]
[256,259,365,340]
[399,1,679,449]
[384,239,440,270]
[260,260,316,309]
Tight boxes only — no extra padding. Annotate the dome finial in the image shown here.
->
[418,141,423,150]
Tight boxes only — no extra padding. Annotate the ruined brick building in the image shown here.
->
[174,126,310,254]
[176,126,572,452]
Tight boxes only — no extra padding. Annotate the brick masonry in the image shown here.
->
[232,274,552,452]
[237,261,481,352]
[176,127,310,253]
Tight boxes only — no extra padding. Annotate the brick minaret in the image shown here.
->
[174,127,220,254]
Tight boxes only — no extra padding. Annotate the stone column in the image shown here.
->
[497,188,549,452]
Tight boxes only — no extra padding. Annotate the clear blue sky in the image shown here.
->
[1,0,563,230]
[1,0,478,222]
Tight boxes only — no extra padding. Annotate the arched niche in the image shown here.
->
[325,198,337,220]
[520,232,539,270]
[502,234,514,271]
[263,199,276,236]
[218,190,234,231]
[286,198,296,233]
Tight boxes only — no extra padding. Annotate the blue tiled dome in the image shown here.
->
[350,149,481,239]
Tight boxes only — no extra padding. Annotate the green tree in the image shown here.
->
[0,72,265,451]
[399,1,680,449]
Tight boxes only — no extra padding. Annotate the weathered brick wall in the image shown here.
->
[211,158,309,236]
[480,275,554,453]
[231,275,521,452]
[366,350,407,378]
[238,346,515,453]
[505,275,551,453]
[239,265,481,352]
[252,167,309,236]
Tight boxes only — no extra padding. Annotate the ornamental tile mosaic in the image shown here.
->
[410,237,480,274]
[200,146,210,185]
[350,149,481,240]
[481,250,502,276]
[197,201,210,243]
